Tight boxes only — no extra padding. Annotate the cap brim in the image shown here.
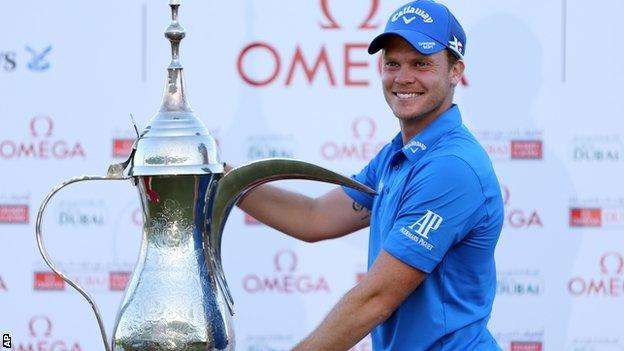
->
[368,30,445,55]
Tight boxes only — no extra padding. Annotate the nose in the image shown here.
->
[394,67,415,85]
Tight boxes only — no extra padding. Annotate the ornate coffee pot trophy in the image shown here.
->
[35,1,374,350]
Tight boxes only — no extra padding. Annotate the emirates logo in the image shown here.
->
[0,204,29,224]
[33,272,65,291]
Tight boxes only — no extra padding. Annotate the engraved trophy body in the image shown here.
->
[35,1,374,350]
[111,175,232,350]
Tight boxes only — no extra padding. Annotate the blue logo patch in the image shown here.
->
[25,45,52,72]
[417,41,437,50]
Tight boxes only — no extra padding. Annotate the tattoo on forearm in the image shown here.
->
[352,202,371,221]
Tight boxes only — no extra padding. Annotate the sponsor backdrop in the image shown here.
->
[1,0,622,350]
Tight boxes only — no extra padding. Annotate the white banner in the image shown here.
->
[1,1,623,350]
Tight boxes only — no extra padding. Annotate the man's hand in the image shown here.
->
[293,250,427,351]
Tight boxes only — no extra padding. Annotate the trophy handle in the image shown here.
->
[209,158,376,315]
[35,168,132,351]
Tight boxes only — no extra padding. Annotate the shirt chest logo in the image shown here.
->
[404,140,427,154]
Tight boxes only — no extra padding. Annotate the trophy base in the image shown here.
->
[114,341,232,351]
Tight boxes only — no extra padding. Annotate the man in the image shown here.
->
[233,1,504,349]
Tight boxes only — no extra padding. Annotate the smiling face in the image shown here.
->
[381,35,464,138]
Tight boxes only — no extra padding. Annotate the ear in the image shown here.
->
[450,60,465,87]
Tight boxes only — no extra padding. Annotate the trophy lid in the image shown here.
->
[131,0,222,176]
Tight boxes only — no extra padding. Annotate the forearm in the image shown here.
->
[293,286,392,351]
[226,163,369,242]
[223,163,319,241]
[293,251,426,351]
[237,183,321,242]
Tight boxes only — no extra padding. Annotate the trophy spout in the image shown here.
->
[208,158,376,314]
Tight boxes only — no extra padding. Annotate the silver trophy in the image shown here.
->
[35,1,374,350]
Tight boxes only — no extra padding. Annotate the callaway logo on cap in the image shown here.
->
[368,0,466,58]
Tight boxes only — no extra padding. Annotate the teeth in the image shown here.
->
[396,93,421,99]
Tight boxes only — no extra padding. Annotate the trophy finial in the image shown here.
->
[129,0,222,176]
[160,0,190,111]
[166,0,185,70]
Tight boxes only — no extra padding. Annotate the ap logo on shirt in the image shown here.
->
[409,210,443,239]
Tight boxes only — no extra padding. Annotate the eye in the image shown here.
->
[414,61,430,68]
[384,61,399,69]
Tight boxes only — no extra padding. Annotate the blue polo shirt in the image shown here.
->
[343,105,504,350]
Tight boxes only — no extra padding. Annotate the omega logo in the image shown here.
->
[29,115,54,138]
[351,116,376,139]
[237,1,384,87]
[319,0,380,30]
[321,116,384,161]
[18,315,83,350]
[568,252,624,297]
[0,115,86,160]
[274,249,298,272]
[600,252,624,275]
[29,315,52,338]
[243,250,330,294]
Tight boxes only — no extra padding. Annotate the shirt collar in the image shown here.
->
[400,105,463,162]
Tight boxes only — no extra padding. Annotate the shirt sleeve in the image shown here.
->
[341,150,384,210]
[383,155,486,273]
